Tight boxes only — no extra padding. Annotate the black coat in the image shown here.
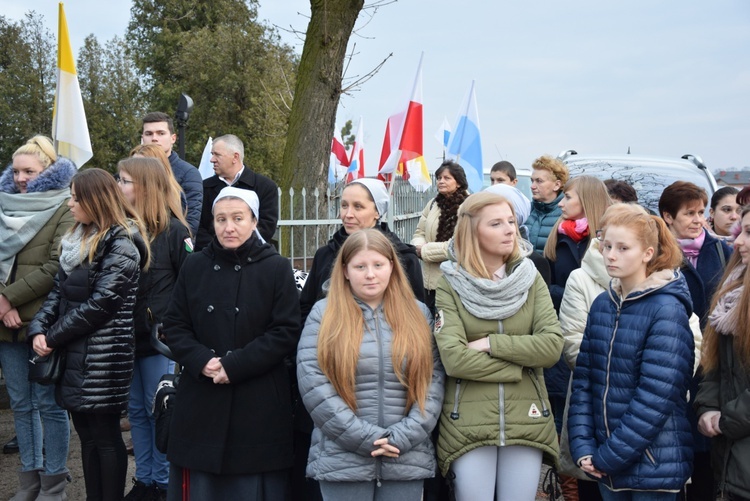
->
[132,217,191,357]
[28,224,147,413]
[165,236,301,475]
[299,223,425,326]
[196,167,279,249]
[682,230,732,327]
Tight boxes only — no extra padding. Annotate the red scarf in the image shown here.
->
[558,218,590,243]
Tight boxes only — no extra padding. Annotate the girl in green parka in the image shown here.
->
[434,191,563,501]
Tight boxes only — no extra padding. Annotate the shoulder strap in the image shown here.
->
[716,240,726,268]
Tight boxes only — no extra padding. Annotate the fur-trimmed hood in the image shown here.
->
[0,156,77,194]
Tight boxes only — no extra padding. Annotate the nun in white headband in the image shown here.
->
[164,185,301,500]
[298,178,425,321]
[211,186,266,246]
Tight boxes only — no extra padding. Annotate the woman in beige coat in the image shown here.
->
[411,161,469,313]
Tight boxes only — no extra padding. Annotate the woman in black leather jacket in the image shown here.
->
[29,168,150,501]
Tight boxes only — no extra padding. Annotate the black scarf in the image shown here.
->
[435,190,468,242]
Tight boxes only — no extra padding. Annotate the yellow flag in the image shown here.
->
[52,3,92,168]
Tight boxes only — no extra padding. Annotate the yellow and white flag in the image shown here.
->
[52,3,92,168]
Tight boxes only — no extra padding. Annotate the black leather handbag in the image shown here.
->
[28,350,66,385]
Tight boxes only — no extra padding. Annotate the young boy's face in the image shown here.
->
[490,170,518,186]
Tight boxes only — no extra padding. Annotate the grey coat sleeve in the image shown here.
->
[297,301,388,457]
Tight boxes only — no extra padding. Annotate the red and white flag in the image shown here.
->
[377,53,431,191]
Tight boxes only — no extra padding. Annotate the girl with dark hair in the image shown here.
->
[118,157,192,500]
[29,168,150,501]
[297,229,443,500]
[568,203,694,501]
[412,161,470,313]
[0,136,75,500]
[708,186,740,240]
[695,204,750,501]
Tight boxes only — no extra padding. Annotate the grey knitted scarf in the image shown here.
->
[440,239,536,320]
[0,188,71,285]
[59,225,94,275]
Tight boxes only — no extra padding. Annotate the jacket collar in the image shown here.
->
[0,157,77,194]
[580,239,610,289]
[531,192,563,213]
[205,233,276,265]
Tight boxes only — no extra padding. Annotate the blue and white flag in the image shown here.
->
[447,81,483,193]
[434,116,451,152]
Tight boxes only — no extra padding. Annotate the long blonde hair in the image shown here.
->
[702,205,750,372]
[317,229,433,413]
[70,168,150,267]
[544,175,612,261]
[452,192,521,279]
[129,144,187,225]
[118,157,190,241]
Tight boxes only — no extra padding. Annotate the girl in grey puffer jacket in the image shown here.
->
[297,229,444,501]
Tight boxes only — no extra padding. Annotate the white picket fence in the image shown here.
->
[275,179,436,270]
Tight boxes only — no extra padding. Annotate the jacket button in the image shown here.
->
[207,305,214,312]
[213,265,220,271]
[235,307,239,314]
[247,257,252,262]
[234,265,241,271]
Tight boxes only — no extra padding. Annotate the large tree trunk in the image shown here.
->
[279,0,364,191]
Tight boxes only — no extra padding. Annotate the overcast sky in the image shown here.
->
[3,0,749,174]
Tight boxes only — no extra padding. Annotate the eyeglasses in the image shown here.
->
[116,177,135,186]
[595,229,604,241]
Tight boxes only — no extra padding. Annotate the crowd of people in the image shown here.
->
[1,122,749,501]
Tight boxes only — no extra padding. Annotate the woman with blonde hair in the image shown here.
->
[29,168,150,501]
[0,135,75,499]
[297,228,444,501]
[117,157,192,500]
[129,144,189,229]
[568,203,694,500]
[695,204,750,501]
[434,191,563,501]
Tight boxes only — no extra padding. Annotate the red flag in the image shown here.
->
[377,53,430,190]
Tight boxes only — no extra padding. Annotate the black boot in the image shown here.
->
[3,435,19,454]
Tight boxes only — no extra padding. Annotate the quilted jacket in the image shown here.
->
[297,298,444,482]
[568,269,695,492]
[526,192,563,254]
[28,224,147,413]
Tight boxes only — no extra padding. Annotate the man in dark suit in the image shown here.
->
[196,134,279,249]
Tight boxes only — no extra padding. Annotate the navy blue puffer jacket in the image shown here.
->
[568,269,695,492]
